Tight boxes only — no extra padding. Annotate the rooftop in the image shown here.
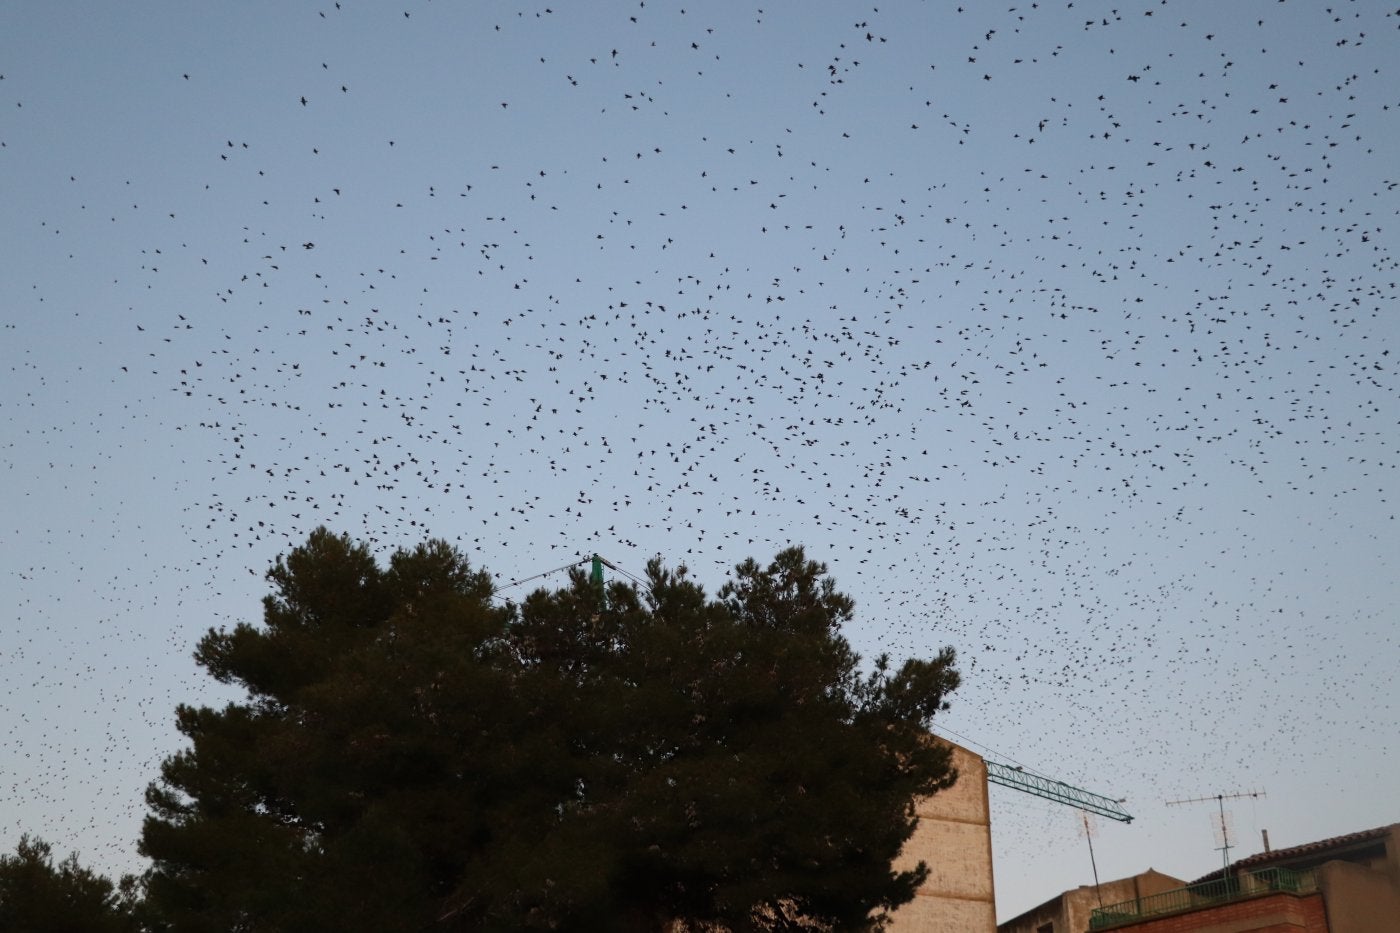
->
[1091,867,1318,931]
[1192,822,1396,885]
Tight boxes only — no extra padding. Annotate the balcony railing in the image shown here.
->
[1088,867,1317,930]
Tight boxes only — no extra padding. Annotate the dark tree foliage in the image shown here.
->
[140,529,960,932]
[0,835,141,933]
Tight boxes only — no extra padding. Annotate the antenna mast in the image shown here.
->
[1165,790,1266,876]
[1081,812,1105,910]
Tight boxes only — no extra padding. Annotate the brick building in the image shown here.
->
[1084,822,1400,933]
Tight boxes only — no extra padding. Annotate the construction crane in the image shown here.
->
[586,555,1136,823]
[515,557,1137,830]
[491,554,621,602]
[978,760,1133,910]
[985,761,1133,822]
[589,553,615,595]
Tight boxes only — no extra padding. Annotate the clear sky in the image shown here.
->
[2,0,1396,922]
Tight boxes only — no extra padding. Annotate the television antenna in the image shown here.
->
[1165,790,1266,875]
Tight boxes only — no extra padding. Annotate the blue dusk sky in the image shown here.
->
[2,0,1396,921]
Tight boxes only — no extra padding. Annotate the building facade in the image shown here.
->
[885,740,998,932]
[998,869,1187,933]
[1086,822,1400,933]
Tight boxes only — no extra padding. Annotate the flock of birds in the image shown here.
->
[2,0,1396,918]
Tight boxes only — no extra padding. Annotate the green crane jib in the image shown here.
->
[985,761,1133,823]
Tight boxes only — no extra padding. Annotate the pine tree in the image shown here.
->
[0,835,141,933]
[141,529,960,931]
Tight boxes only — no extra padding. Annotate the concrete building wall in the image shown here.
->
[1380,824,1400,890]
[885,741,997,932]
[1001,823,1400,933]
[1318,859,1400,933]
[999,869,1186,933]
[999,897,1062,933]
[1069,871,1188,933]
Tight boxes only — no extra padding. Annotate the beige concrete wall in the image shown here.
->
[998,869,1186,933]
[998,899,1062,933]
[887,893,996,932]
[1384,824,1400,889]
[1318,859,1400,933]
[1062,869,1185,933]
[886,741,996,932]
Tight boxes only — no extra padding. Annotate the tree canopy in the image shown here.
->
[0,835,141,933]
[140,529,961,931]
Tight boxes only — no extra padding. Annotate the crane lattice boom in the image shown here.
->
[985,761,1133,823]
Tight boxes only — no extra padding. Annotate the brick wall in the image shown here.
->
[1106,891,1328,933]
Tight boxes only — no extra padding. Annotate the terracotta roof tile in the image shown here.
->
[1192,823,1396,885]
